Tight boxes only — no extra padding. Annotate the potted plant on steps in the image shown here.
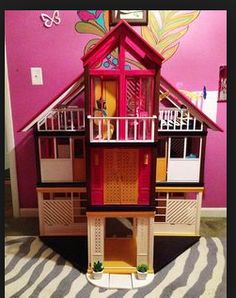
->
[92,261,104,280]
[137,264,149,280]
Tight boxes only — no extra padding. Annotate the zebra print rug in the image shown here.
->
[5,236,226,298]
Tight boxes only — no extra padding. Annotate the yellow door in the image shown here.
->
[156,140,167,182]
[104,149,138,204]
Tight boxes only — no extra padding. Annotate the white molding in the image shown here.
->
[201,208,226,218]
[20,208,39,217]
[5,44,20,217]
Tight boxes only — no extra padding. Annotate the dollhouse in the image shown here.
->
[22,20,222,273]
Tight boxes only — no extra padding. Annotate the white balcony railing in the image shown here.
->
[37,107,85,131]
[88,115,157,142]
[158,108,203,131]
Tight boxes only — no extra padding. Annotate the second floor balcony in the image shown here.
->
[88,115,157,143]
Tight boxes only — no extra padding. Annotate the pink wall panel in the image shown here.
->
[138,149,151,205]
[90,148,104,205]
[5,10,226,208]
[203,102,226,207]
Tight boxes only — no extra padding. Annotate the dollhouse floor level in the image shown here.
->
[86,273,155,289]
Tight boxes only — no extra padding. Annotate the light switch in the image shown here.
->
[31,67,43,85]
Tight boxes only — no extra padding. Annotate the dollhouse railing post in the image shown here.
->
[151,116,156,141]
[167,110,170,130]
[64,110,67,130]
[143,119,146,141]
[193,117,196,130]
[70,110,74,130]
[125,119,128,141]
[98,119,102,141]
[180,109,183,130]
[116,119,119,141]
[187,111,190,131]
[107,119,111,141]
[174,110,177,130]
[134,119,137,141]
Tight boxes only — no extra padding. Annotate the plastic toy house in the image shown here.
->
[21,20,222,274]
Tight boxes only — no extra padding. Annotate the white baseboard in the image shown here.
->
[20,208,38,217]
[201,208,226,218]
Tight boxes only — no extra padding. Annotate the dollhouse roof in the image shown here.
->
[160,77,223,132]
[81,20,164,67]
[21,72,222,132]
[21,73,84,132]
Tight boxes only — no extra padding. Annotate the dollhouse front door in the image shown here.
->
[104,149,138,204]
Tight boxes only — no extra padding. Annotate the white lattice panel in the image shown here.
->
[43,200,73,225]
[166,200,197,224]
[94,218,104,254]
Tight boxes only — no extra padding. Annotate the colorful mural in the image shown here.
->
[75,10,200,64]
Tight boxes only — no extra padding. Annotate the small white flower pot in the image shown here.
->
[137,271,148,280]
[92,270,103,280]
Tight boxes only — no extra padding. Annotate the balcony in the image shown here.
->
[88,115,157,143]
[158,108,203,132]
[37,107,85,132]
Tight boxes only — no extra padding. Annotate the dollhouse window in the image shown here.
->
[40,137,54,159]
[186,137,200,158]
[126,77,153,116]
[56,138,70,158]
[74,139,84,158]
[170,137,185,158]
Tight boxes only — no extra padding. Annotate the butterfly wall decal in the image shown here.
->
[40,10,61,28]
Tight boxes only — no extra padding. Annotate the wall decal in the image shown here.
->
[141,11,200,61]
[75,10,200,66]
[40,10,61,28]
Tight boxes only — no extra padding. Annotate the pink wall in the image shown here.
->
[5,10,226,208]
[203,102,226,207]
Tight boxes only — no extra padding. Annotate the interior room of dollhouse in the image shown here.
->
[5,10,226,296]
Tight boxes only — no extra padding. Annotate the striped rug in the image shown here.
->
[5,236,226,298]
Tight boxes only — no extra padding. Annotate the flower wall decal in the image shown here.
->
[141,11,200,61]
[75,10,200,66]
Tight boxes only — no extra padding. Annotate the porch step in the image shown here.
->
[86,273,155,289]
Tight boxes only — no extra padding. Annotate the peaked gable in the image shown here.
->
[82,20,164,68]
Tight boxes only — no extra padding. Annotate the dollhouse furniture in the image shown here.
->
[21,20,222,274]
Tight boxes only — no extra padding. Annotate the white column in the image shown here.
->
[5,45,20,217]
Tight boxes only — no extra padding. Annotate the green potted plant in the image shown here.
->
[92,261,104,279]
[137,264,148,280]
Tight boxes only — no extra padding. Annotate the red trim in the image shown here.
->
[160,76,223,132]
[82,20,164,67]
[90,70,119,77]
